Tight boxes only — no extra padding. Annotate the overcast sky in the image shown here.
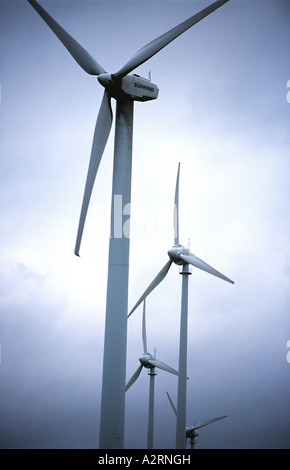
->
[0,0,289,450]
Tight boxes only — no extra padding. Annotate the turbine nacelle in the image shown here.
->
[98,73,159,102]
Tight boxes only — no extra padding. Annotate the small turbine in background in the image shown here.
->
[126,300,178,449]
[166,392,228,449]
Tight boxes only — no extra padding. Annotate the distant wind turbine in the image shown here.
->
[166,392,228,449]
[126,300,178,449]
[27,0,230,448]
[128,162,234,448]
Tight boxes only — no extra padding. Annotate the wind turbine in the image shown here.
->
[128,162,234,448]
[26,0,230,449]
[126,300,178,449]
[166,392,228,449]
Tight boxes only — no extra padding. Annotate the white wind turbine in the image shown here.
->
[166,392,228,449]
[126,300,178,449]
[27,0,230,449]
[128,162,234,448]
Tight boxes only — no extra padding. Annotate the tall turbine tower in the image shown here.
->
[126,300,178,448]
[26,0,230,449]
[128,163,234,448]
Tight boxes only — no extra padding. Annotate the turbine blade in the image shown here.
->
[27,0,106,75]
[148,359,178,376]
[74,91,113,256]
[174,162,180,246]
[128,260,173,318]
[142,300,148,354]
[125,365,143,391]
[114,0,229,79]
[179,253,234,284]
[192,415,228,431]
[166,391,177,417]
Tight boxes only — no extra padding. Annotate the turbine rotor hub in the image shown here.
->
[186,426,199,438]
[97,73,113,88]
[139,353,153,368]
[97,73,123,99]
[168,245,189,265]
